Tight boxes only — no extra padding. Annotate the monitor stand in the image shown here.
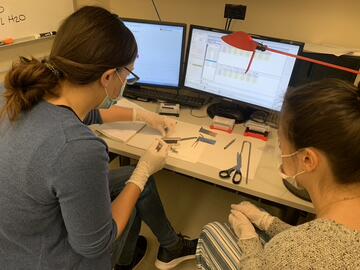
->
[207,102,251,124]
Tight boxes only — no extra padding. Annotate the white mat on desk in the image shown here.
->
[94,121,145,143]
[93,99,147,142]
[199,136,266,180]
[127,121,207,163]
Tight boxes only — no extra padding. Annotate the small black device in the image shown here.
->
[224,4,246,20]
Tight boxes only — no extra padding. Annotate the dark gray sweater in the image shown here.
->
[0,101,117,269]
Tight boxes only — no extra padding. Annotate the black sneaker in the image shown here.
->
[114,235,148,270]
[155,234,198,270]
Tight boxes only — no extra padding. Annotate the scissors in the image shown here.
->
[219,152,242,184]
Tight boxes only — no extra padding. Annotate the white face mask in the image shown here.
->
[97,71,126,109]
[279,150,306,190]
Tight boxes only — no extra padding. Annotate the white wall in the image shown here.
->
[1,0,360,83]
[0,0,107,82]
[110,0,360,48]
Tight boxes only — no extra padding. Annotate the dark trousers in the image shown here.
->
[109,166,179,266]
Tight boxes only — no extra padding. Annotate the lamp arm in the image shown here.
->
[266,47,360,75]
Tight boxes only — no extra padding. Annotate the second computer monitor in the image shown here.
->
[122,18,186,89]
[184,25,304,111]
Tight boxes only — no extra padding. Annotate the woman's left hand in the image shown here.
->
[135,109,177,136]
[228,208,258,240]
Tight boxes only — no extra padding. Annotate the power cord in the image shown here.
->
[190,108,208,118]
[224,18,233,31]
[151,0,162,21]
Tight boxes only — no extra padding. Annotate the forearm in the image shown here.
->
[111,183,141,238]
[265,217,293,238]
[99,106,134,123]
[237,237,264,269]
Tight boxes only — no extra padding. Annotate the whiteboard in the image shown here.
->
[0,0,74,40]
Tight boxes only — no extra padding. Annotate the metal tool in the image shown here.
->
[219,152,242,184]
[192,134,217,148]
[192,134,203,148]
[199,127,217,137]
[155,142,163,152]
[163,136,198,144]
[240,141,252,184]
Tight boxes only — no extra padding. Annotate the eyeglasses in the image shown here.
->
[121,66,140,85]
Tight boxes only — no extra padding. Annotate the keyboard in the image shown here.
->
[123,87,206,108]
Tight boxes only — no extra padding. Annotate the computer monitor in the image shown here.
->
[184,25,304,119]
[122,18,186,89]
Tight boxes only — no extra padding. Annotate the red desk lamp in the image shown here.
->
[222,32,360,75]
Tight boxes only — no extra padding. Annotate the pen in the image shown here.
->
[224,138,236,149]
[35,31,57,39]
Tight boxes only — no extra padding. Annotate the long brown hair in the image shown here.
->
[1,6,137,121]
[281,79,360,184]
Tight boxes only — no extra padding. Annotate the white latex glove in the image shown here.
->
[228,209,258,240]
[231,201,274,231]
[134,109,177,136]
[127,139,169,191]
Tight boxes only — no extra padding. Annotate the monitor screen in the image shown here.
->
[184,25,304,111]
[123,18,186,88]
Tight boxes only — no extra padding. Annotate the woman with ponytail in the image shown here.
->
[0,6,196,270]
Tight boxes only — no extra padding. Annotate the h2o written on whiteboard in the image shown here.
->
[0,0,74,41]
[0,5,26,26]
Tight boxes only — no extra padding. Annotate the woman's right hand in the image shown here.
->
[127,139,169,191]
[231,201,274,230]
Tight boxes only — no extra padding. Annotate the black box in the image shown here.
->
[224,4,247,20]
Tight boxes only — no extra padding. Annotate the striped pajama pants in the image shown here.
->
[196,222,242,270]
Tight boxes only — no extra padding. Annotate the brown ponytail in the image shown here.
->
[0,57,60,121]
[1,6,138,121]
[281,79,360,184]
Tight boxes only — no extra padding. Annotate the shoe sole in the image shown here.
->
[154,254,195,270]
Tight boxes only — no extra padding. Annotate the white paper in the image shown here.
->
[95,121,145,143]
[127,121,208,163]
[198,135,266,181]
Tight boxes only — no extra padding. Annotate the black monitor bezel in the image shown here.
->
[121,17,186,89]
[183,24,305,112]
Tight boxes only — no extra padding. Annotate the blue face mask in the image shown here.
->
[97,71,126,109]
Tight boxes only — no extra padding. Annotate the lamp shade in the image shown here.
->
[222,31,257,51]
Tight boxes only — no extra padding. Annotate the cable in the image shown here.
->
[249,110,268,123]
[227,19,233,31]
[151,0,162,21]
[225,18,229,30]
[190,108,208,118]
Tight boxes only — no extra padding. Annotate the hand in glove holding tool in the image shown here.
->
[127,139,169,191]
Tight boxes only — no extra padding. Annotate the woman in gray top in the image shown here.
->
[196,79,360,269]
[0,6,197,270]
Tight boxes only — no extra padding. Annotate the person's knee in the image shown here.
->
[201,222,225,239]
[108,166,136,199]
[141,176,157,195]
[203,222,223,232]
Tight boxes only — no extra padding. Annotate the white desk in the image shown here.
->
[97,100,314,214]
